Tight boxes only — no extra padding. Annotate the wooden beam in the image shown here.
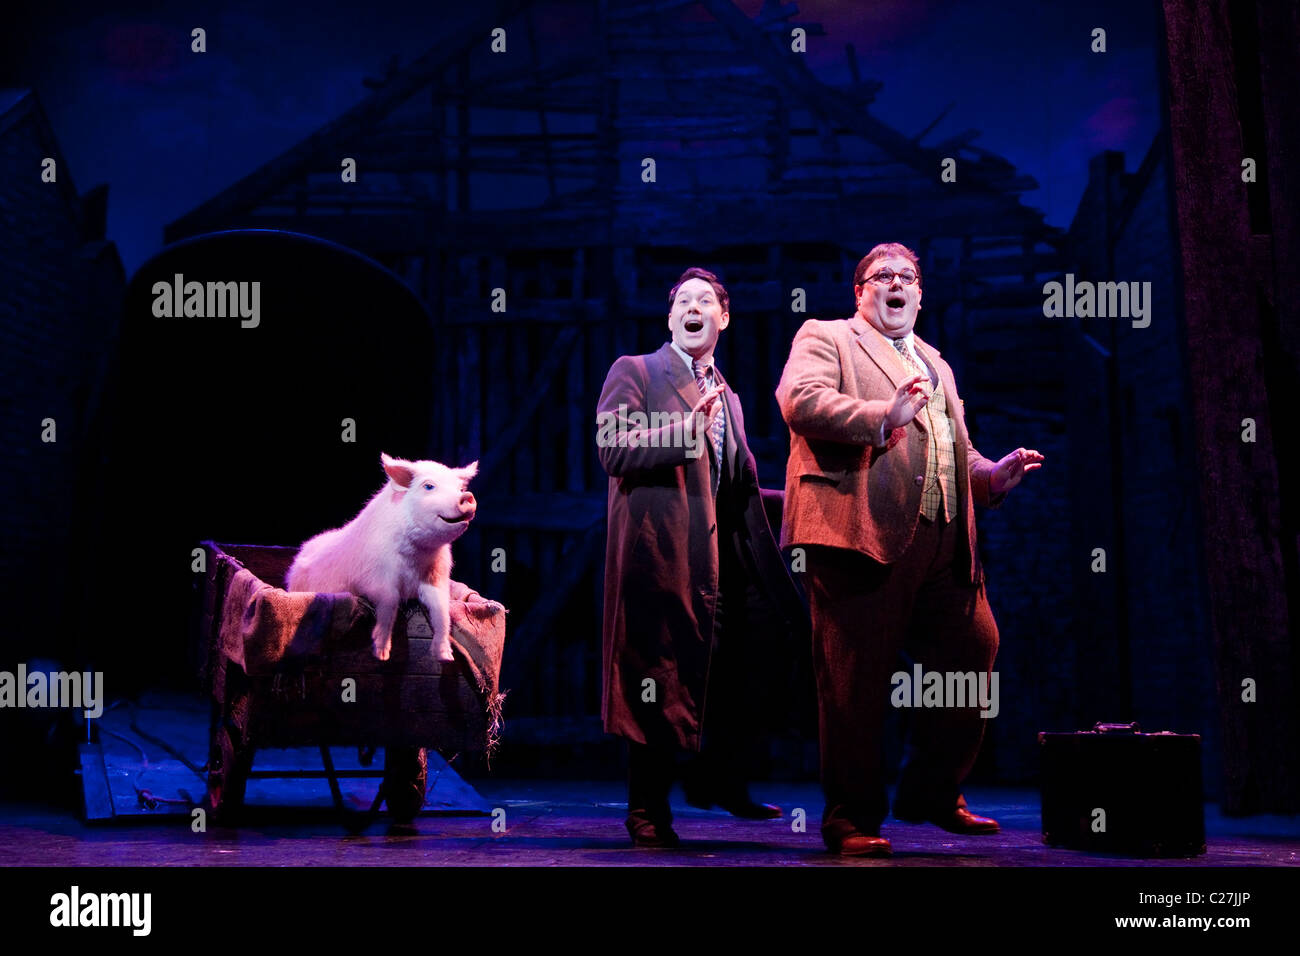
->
[79,743,115,822]
[608,0,697,21]
[476,326,582,484]
[165,0,530,241]
[456,55,470,213]
[698,0,1047,211]
[498,521,605,675]
[912,101,956,144]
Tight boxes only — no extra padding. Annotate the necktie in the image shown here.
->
[692,360,725,485]
[890,337,955,521]
[892,336,930,384]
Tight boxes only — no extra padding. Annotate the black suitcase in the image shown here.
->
[1038,722,1205,857]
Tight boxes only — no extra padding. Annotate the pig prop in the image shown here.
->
[287,454,479,662]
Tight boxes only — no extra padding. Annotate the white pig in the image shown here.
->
[286,453,479,661]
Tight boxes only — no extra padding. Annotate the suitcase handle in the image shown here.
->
[1093,721,1141,734]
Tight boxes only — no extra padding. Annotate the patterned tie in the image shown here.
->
[692,360,725,490]
[892,336,929,384]
[891,337,956,522]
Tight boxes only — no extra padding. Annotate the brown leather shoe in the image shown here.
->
[934,808,1000,834]
[626,817,681,848]
[895,805,1000,835]
[834,834,892,857]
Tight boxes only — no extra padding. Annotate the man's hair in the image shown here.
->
[669,267,729,313]
[853,243,922,291]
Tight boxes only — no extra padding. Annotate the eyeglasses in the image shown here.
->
[864,269,919,286]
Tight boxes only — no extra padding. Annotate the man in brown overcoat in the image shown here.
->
[596,267,807,848]
[776,242,1043,856]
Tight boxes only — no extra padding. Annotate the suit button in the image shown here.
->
[915,475,924,485]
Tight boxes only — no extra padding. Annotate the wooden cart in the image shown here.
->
[196,541,504,827]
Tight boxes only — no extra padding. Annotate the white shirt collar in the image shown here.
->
[871,325,937,384]
[669,339,717,376]
[871,325,915,354]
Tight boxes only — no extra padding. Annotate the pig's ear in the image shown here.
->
[459,460,479,481]
[381,453,416,488]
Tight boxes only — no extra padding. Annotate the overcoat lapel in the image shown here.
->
[715,367,744,478]
[659,342,744,477]
[659,342,703,415]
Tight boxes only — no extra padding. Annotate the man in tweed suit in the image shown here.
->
[775,243,1043,856]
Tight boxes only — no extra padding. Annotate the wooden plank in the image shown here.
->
[695,0,1048,211]
[472,491,605,530]
[494,715,607,745]
[566,298,586,494]
[607,0,696,21]
[434,255,455,458]
[484,286,512,482]
[436,132,600,148]
[319,151,597,177]
[430,73,447,210]
[461,266,483,465]
[476,326,580,483]
[460,54,591,96]
[512,324,536,495]
[252,718,484,753]
[437,297,607,324]
[456,55,471,212]
[525,5,557,199]
[453,88,601,114]
[247,673,479,716]
[79,743,115,822]
[538,533,560,719]
[165,0,530,239]
[499,521,605,675]
[611,248,638,358]
[591,256,615,493]
[423,750,492,813]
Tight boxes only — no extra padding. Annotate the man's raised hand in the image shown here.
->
[883,374,931,432]
[689,384,725,439]
[990,448,1045,494]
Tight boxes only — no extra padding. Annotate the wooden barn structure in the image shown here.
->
[165,0,1073,779]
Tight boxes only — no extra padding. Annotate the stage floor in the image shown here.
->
[2,780,1297,866]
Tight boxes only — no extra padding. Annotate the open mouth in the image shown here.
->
[684,317,704,333]
[440,512,473,524]
[886,295,906,310]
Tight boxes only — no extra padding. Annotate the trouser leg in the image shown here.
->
[894,516,1000,815]
[627,740,675,826]
[694,537,756,792]
[805,529,937,844]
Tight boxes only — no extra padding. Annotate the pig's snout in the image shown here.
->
[436,491,477,524]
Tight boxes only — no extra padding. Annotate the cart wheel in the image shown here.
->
[205,723,253,824]
[382,746,427,823]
